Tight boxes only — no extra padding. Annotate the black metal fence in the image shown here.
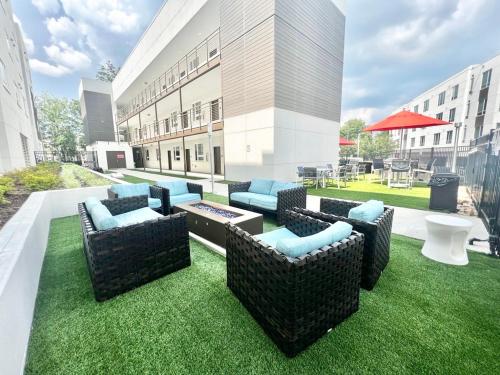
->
[394,146,471,179]
[34,151,82,165]
[465,129,500,257]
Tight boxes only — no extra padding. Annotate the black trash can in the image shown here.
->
[428,173,460,212]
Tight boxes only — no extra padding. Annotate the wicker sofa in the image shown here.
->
[228,180,306,226]
[154,181,203,213]
[294,197,394,290]
[78,195,191,301]
[108,183,166,214]
[226,210,364,357]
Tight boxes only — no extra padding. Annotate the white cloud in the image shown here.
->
[44,42,91,70]
[13,15,35,55]
[32,0,61,15]
[45,16,80,44]
[341,106,395,125]
[29,58,71,77]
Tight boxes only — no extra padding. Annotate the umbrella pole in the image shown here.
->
[399,130,404,158]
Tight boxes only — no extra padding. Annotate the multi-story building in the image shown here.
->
[112,0,346,180]
[0,0,42,173]
[395,54,500,151]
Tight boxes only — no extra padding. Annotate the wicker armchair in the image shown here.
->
[78,195,191,301]
[294,197,394,290]
[108,184,165,214]
[226,210,364,357]
[228,181,306,226]
[156,182,203,213]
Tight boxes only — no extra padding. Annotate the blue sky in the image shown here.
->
[12,0,500,124]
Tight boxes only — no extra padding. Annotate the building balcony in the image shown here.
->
[122,97,223,146]
[115,29,221,125]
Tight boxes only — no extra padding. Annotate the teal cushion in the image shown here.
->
[148,198,162,209]
[84,197,101,211]
[248,179,274,195]
[230,192,258,205]
[111,183,150,198]
[156,180,189,196]
[89,203,118,231]
[114,207,163,227]
[254,228,299,248]
[348,200,384,222]
[170,193,201,206]
[249,194,277,211]
[276,221,353,257]
[270,182,298,197]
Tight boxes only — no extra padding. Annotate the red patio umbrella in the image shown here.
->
[364,110,450,153]
[339,137,356,146]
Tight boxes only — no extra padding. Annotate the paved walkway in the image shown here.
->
[119,169,490,253]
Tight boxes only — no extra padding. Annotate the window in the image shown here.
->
[423,99,429,112]
[173,146,181,160]
[449,108,456,122]
[182,111,189,129]
[465,100,470,119]
[477,96,487,116]
[436,112,443,120]
[451,84,459,100]
[20,134,31,166]
[192,101,201,122]
[410,138,415,147]
[164,118,170,133]
[420,136,425,146]
[413,104,419,113]
[446,130,453,144]
[171,111,178,128]
[462,125,467,142]
[195,143,204,161]
[438,91,446,106]
[145,149,150,160]
[481,69,492,89]
[433,133,441,145]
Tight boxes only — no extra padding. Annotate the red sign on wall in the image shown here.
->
[117,154,125,159]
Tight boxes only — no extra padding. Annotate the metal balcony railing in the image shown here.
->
[121,97,223,145]
[116,29,221,124]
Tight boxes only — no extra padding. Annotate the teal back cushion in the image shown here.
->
[156,180,189,196]
[276,221,353,258]
[348,200,384,222]
[111,183,150,198]
[84,197,101,211]
[270,182,298,197]
[89,202,117,230]
[248,179,275,195]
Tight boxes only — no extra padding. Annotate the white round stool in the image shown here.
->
[421,215,473,265]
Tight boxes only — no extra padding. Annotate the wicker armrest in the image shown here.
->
[107,188,118,199]
[228,181,251,195]
[283,210,330,237]
[320,197,360,218]
[154,186,172,213]
[187,182,203,199]
[101,195,148,215]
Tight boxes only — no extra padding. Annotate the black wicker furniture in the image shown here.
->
[226,210,364,357]
[108,183,166,214]
[78,195,190,301]
[154,180,203,213]
[294,197,394,290]
[228,180,306,226]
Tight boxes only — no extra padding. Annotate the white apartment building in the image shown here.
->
[113,0,346,180]
[0,0,42,174]
[395,54,500,152]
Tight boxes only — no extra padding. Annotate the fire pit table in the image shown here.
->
[173,200,263,248]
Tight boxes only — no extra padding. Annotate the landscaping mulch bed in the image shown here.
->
[0,186,30,229]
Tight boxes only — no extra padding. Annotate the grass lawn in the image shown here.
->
[26,212,499,374]
[307,176,431,210]
[129,169,205,180]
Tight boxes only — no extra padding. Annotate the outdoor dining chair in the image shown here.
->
[296,166,305,184]
[413,158,436,182]
[388,159,413,188]
[303,167,320,188]
[372,158,386,184]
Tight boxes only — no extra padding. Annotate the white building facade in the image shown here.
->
[112,0,346,180]
[395,54,500,152]
[0,0,42,174]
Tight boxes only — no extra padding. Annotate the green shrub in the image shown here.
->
[20,173,61,191]
[0,176,15,191]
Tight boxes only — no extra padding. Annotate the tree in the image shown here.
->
[35,93,84,155]
[340,118,397,159]
[96,60,120,82]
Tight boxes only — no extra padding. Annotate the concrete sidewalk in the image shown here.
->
[119,168,490,253]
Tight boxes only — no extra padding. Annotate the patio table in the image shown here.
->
[421,215,472,265]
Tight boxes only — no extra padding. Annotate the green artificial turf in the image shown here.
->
[128,169,205,180]
[26,215,500,374]
[307,177,431,210]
